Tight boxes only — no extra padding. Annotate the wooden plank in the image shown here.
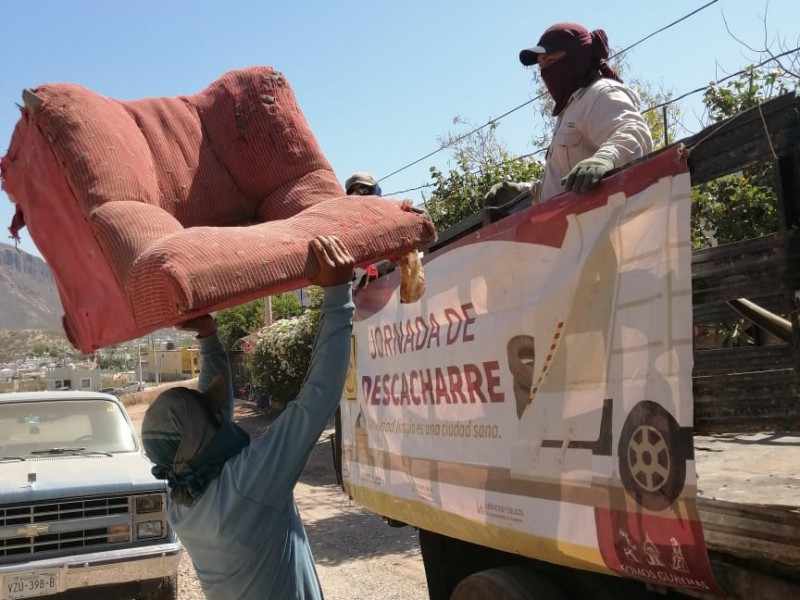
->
[698,505,800,569]
[692,235,785,306]
[685,92,800,185]
[693,294,787,324]
[694,345,794,376]
[693,369,800,433]
[694,368,797,400]
[691,229,800,279]
[692,435,800,597]
[691,230,800,307]
[707,558,800,600]
[696,417,800,434]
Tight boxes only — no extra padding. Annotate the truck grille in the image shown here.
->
[0,496,130,558]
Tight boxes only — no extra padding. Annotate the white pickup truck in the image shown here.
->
[0,391,181,600]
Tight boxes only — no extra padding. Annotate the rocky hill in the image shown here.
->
[0,242,64,331]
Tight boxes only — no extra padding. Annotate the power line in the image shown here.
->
[377,0,722,184]
[384,44,800,198]
[643,46,800,114]
[613,0,720,57]
[384,148,547,196]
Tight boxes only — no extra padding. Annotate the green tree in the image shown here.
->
[214,299,265,349]
[98,356,126,371]
[303,286,325,310]
[31,342,49,356]
[270,292,302,321]
[423,119,543,231]
[691,67,797,248]
[632,80,681,151]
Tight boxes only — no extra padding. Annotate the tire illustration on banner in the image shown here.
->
[618,400,686,512]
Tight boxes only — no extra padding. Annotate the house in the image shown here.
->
[45,365,101,391]
[142,347,200,383]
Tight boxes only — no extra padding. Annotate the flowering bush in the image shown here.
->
[247,308,321,407]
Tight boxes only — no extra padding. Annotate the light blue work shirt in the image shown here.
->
[168,283,354,600]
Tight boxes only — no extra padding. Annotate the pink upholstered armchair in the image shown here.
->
[1,66,435,352]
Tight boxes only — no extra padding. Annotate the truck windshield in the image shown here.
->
[0,399,137,455]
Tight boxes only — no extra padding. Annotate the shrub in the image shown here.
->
[247,308,321,407]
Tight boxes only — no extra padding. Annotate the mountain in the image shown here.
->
[0,242,64,330]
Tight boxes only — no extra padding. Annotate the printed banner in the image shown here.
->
[341,146,718,594]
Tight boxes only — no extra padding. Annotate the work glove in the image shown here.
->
[483,181,532,207]
[562,156,614,193]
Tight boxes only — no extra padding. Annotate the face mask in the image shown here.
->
[186,414,250,480]
[540,49,594,116]
[153,412,250,504]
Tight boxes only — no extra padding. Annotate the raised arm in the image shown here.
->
[229,236,356,506]
[177,315,234,419]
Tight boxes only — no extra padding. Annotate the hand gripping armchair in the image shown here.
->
[1,66,436,352]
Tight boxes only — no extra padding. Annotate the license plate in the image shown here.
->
[4,571,59,599]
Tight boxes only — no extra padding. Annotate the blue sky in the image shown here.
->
[1,0,797,258]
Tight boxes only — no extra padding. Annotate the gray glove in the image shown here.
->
[563,156,614,193]
[483,181,532,207]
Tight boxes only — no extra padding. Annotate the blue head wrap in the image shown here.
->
[142,382,250,506]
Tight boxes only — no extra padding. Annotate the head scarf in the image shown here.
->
[535,23,622,116]
[141,378,250,506]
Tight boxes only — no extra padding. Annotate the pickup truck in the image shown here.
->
[0,391,181,600]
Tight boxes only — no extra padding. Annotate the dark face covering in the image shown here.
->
[163,413,250,504]
[536,23,622,116]
[142,378,251,506]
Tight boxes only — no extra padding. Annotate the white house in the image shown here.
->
[44,365,101,392]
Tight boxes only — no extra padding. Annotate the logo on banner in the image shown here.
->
[596,508,719,593]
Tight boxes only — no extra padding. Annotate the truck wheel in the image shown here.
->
[618,400,686,511]
[450,566,569,600]
[141,575,178,600]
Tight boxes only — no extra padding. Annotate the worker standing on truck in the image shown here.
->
[345,172,382,290]
[485,22,653,206]
[141,235,355,600]
[345,171,382,197]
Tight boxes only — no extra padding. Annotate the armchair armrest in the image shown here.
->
[90,201,184,288]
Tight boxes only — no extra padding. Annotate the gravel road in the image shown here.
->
[129,402,429,600]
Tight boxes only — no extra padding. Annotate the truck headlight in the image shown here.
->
[136,521,163,539]
[135,494,163,514]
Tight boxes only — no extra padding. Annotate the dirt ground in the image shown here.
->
[128,401,430,600]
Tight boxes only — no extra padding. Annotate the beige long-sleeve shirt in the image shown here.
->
[536,77,654,204]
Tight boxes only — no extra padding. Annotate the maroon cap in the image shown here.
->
[519,22,591,66]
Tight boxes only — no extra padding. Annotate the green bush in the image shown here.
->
[247,308,321,407]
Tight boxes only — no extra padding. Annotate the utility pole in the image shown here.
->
[136,338,143,388]
[150,335,161,385]
[265,296,273,326]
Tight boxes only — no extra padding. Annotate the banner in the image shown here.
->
[342,146,718,594]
